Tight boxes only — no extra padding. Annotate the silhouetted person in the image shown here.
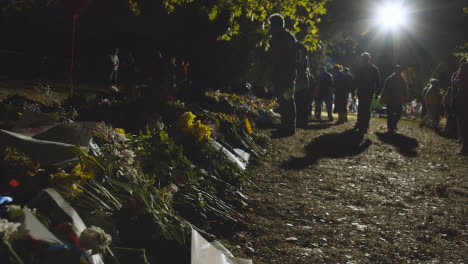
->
[107,48,120,89]
[315,67,334,121]
[332,65,348,124]
[380,65,408,133]
[122,51,137,99]
[186,60,192,89]
[294,42,310,128]
[343,67,354,117]
[421,79,442,129]
[448,57,468,141]
[176,58,187,85]
[269,13,297,136]
[168,56,177,95]
[420,80,431,119]
[454,62,468,155]
[175,58,188,99]
[353,52,381,133]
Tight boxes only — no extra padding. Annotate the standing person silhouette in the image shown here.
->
[333,65,351,124]
[315,67,334,121]
[295,42,310,128]
[107,48,120,90]
[454,62,468,155]
[379,65,408,133]
[353,52,381,134]
[268,13,298,136]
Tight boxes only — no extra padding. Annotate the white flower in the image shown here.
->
[120,149,136,165]
[113,132,127,142]
[112,148,121,157]
[5,205,21,212]
[0,219,21,240]
[156,121,165,131]
[117,166,140,181]
[79,226,112,254]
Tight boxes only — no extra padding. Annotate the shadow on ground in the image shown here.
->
[304,122,335,130]
[271,122,338,139]
[281,129,372,170]
[375,132,419,157]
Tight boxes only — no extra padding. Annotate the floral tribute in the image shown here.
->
[0,90,278,263]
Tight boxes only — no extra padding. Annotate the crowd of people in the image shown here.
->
[101,13,467,156]
[268,13,468,155]
[105,47,193,101]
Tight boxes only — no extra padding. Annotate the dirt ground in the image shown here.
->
[225,114,468,264]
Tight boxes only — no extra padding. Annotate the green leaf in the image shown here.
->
[209,5,218,21]
[160,131,169,142]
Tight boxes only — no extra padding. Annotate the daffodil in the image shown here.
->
[192,120,212,141]
[50,170,71,180]
[176,112,196,129]
[245,118,253,135]
[72,183,84,196]
[115,128,126,135]
[71,164,84,178]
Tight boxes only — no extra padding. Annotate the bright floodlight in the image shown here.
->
[377,3,407,30]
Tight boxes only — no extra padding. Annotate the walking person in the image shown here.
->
[379,65,408,134]
[268,13,298,136]
[315,67,334,121]
[353,52,381,134]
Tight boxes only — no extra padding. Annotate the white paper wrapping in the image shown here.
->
[191,229,252,264]
[210,141,250,170]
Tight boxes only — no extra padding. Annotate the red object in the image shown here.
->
[30,127,42,133]
[69,13,78,96]
[65,0,93,14]
[57,223,81,247]
[9,179,19,188]
[65,0,92,96]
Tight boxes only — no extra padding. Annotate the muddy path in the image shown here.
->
[225,115,468,263]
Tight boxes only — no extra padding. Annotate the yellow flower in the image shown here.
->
[176,112,196,129]
[115,128,126,135]
[50,170,70,180]
[71,183,83,197]
[80,163,97,180]
[71,164,84,178]
[192,120,212,141]
[245,118,253,135]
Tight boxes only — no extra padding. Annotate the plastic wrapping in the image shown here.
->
[191,229,252,264]
[210,141,249,170]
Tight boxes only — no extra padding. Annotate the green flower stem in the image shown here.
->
[3,240,24,264]
[106,247,120,264]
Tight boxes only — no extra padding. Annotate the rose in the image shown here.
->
[79,226,112,254]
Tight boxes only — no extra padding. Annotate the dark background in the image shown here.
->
[0,0,247,90]
[1,0,468,93]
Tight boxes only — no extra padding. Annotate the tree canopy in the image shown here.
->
[159,0,329,50]
[1,0,329,50]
